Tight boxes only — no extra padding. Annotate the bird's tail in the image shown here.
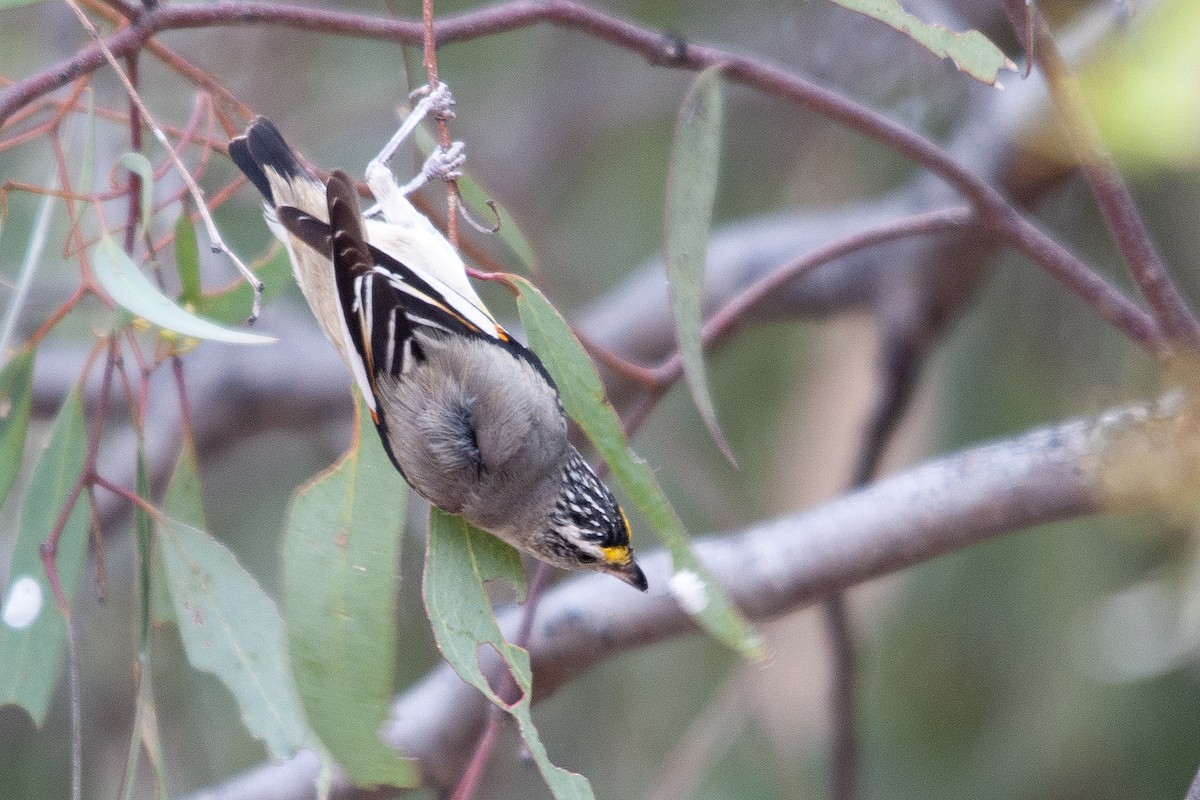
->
[229,117,323,214]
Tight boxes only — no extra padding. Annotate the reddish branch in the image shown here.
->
[1008,3,1200,351]
[5,1,1196,798]
[0,0,1176,357]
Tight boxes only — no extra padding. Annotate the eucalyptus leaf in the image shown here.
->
[511,276,763,658]
[665,64,735,463]
[174,212,202,308]
[830,0,1013,86]
[424,508,593,800]
[159,450,322,761]
[0,390,89,723]
[283,391,417,788]
[117,152,155,241]
[91,234,276,345]
[0,349,35,511]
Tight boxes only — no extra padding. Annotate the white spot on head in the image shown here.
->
[668,570,708,615]
[2,576,44,630]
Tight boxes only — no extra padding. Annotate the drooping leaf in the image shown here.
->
[117,152,155,242]
[196,246,293,326]
[174,212,202,308]
[91,234,276,345]
[830,0,1013,87]
[283,391,417,788]
[424,508,593,800]
[665,64,735,464]
[0,349,35,510]
[0,389,89,723]
[511,276,763,659]
[0,180,56,357]
[121,660,169,800]
[134,445,157,641]
[126,439,170,800]
[159,449,321,760]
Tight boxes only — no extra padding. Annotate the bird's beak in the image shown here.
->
[614,560,648,592]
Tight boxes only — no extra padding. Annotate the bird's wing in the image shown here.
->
[277,172,511,389]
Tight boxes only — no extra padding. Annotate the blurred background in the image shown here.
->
[2,0,1200,797]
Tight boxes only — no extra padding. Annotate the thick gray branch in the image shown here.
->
[189,394,1184,798]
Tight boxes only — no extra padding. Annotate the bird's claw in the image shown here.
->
[422,141,466,182]
[410,82,456,121]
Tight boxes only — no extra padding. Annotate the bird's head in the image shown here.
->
[546,450,648,591]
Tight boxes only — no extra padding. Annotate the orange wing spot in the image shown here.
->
[433,301,481,333]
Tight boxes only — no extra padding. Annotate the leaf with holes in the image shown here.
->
[424,508,594,800]
[831,0,1013,87]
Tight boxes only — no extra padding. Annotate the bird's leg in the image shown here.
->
[366,82,465,211]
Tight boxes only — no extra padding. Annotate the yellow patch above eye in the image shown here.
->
[601,545,632,566]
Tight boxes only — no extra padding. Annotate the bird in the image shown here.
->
[228,94,647,590]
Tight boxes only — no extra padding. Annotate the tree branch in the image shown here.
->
[188,389,1193,798]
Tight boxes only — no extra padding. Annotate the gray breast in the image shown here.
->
[373,332,569,533]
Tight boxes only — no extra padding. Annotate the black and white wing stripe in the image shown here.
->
[275,171,516,396]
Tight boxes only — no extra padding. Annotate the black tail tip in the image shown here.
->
[229,116,312,203]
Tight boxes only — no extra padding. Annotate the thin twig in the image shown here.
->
[421,0,460,247]
[824,596,858,800]
[0,0,1163,353]
[617,208,982,435]
[59,0,264,320]
[1008,4,1200,352]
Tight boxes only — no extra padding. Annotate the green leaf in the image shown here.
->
[424,508,594,800]
[159,449,321,760]
[665,65,734,464]
[134,446,156,642]
[196,246,293,326]
[829,0,1013,87]
[149,442,209,630]
[0,389,89,723]
[283,391,417,788]
[511,276,764,659]
[0,350,35,510]
[118,152,155,242]
[91,234,276,345]
[174,212,202,308]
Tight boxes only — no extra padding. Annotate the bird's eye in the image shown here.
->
[576,553,597,564]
